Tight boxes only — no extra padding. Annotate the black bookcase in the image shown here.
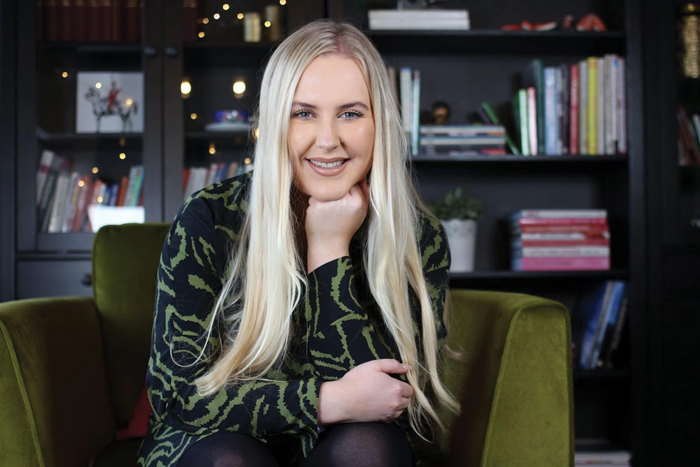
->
[642,0,700,465]
[4,0,663,463]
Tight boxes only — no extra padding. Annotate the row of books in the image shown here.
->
[36,150,144,233]
[677,106,700,166]
[572,280,628,370]
[38,1,200,42]
[183,160,253,202]
[509,209,611,271]
[392,66,421,156]
[419,124,507,156]
[514,56,627,156]
[368,9,470,31]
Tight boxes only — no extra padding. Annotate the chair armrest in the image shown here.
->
[0,297,116,467]
[442,290,574,467]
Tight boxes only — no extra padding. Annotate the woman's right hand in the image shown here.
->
[317,359,414,425]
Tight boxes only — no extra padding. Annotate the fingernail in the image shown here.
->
[402,364,411,371]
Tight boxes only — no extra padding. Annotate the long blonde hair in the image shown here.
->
[195,19,459,438]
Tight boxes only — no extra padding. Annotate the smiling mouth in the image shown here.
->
[308,159,347,169]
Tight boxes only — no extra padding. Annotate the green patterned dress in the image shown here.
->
[137,172,450,466]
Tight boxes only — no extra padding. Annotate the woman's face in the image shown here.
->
[288,54,375,202]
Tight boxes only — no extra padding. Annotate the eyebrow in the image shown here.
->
[291,101,370,111]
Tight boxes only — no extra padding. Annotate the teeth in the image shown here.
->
[309,159,344,168]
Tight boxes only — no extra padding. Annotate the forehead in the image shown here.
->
[293,54,370,101]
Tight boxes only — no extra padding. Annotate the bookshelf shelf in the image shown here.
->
[412,154,628,164]
[38,42,141,53]
[449,269,629,282]
[37,129,143,144]
[368,30,626,55]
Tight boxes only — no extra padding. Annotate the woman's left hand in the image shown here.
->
[305,179,369,272]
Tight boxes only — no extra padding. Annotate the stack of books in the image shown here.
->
[572,280,628,370]
[368,9,470,30]
[509,209,611,271]
[419,124,507,156]
[513,56,627,156]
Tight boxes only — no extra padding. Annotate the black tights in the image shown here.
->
[177,422,413,467]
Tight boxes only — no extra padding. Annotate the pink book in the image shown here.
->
[520,256,610,271]
[520,238,610,247]
[569,63,579,154]
[527,86,538,155]
[515,217,608,226]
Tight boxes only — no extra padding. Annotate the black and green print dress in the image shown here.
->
[137,172,450,466]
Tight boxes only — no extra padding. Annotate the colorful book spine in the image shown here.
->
[569,63,580,154]
[544,67,559,155]
[587,57,598,154]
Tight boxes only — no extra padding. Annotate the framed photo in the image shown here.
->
[76,72,144,133]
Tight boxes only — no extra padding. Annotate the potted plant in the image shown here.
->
[429,188,482,272]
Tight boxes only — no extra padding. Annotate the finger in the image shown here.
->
[374,359,410,375]
[399,382,414,398]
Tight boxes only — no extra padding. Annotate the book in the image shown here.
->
[511,209,608,219]
[587,57,598,154]
[368,9,470,30]
[579,59,588,154]
[569,63,580,154]
[544,66,559,155]
[527,86,538,155]
[411,69,421,156]
[521,59,545,155]
[589,281,627,368]
[513,89,529,155]
[513,256,610,271]
[479,102,521,155]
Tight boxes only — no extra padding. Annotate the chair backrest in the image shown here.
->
[91,222,170,427]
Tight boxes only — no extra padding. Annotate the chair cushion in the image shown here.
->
[92,223,170,427]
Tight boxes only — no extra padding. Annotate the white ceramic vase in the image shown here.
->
[441,218,477,272]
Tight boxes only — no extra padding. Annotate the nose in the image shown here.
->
[317,117,339,152]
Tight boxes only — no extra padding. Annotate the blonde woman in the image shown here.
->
[138,19,458,467]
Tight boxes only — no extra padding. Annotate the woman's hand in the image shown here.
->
[317,359,414,425]
[306,179,370,272]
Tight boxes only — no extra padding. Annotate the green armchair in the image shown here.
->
[0,223,573,466]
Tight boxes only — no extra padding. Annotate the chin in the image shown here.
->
[304,184,352,202]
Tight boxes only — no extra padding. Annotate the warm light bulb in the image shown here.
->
[237,12,244,20]
[78,180,85,188]
[61,71,69,78]
[254,128,260,139]
[209,143,216,155]
[279,0,286,5]
[198,31,205,38]
[202,18,209,25]
[95,82,102,89]
[232,80,246,96]
[97,196,104,203]
[264,21,271,28]
[125,98,134,107]
[119,152,126,160]
[222,3,230,10]
[181,79,192,97]
[244,157,252,164]
[92,167,99,174]
[213,13,220,20]
[190,113,198,120]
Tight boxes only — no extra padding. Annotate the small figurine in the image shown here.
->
[431,101,451,125]
[576,13,607,31]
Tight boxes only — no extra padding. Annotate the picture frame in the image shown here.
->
[76,71,144,134]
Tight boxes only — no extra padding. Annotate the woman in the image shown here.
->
[138,19,458,467]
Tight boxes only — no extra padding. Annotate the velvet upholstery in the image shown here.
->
[0,223,573,466]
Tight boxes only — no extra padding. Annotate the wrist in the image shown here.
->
[307,243,349,273]
[318,380,347,425]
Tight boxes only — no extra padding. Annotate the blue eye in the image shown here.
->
[293,109,313,119]
[341,110,362,119]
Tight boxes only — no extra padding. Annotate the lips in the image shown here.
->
[305,158,349,175]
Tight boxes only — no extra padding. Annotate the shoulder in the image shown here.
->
[416,209,450,271]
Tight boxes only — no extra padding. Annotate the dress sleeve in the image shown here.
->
[146,195,322,439]
[305,257,394,380]
[417,214,451,350]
